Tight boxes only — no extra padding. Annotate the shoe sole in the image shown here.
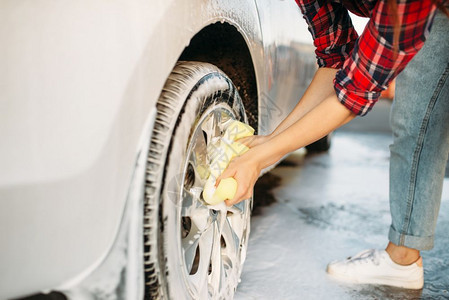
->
[327,268,424,290]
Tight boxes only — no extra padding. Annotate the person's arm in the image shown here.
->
[237,0,359,149]
[218,0,440,207]
[268,67,340,138]
[254,93,355,169]
[237,67,339,148]
[216,71,355,206]
[242,0,440,149]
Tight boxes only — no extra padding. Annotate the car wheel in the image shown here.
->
[144,61,252,299]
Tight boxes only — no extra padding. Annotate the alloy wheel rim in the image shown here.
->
[176,104,251,299]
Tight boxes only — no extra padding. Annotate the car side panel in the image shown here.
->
[0,1,162,297]
[255,0,317,135]
[0,0,264,298]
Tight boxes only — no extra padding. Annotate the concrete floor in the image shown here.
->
[235,101,449,299]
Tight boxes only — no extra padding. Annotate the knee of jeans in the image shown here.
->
[389,128,416,157]
[390,100,407,135]
[390,101,424,141]
[390,114,411,140]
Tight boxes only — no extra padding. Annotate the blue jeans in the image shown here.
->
[388,12,449,251]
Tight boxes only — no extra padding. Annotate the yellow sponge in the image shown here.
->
[223,120,255,141]
[221,140,249,161]
[202,120,254,205]
[208,140,249,179]
[203,177,238,205]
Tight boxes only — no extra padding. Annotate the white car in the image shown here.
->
[0,1,318,299]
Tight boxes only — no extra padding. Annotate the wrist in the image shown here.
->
[250,142,283,170]
[266,132,275,139]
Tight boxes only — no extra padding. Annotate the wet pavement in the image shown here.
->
[235,101,449,299]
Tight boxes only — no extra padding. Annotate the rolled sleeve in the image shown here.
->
[295,0,359,69]
[334,0,438,116]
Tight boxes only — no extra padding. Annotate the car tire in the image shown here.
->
[144,61,252,299]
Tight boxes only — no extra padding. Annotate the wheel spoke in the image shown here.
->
[181,187,204,217]
[189,224,214,298]
[221,217,240,261]
[189,131,209,185]
[213,109,221,130]
[181,188,194,217]
[227,201,245,216]
[201,112,217,147]
[190,208,211,232]
[218,110,233,134]
[203,212,222,296]
[182,228,200,274]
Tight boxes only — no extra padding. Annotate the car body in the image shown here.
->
[0,0,317,299]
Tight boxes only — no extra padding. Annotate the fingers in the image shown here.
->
[224,180,253,206]
[214,156,240,187]
[225,191,252,206]
[214,165,234,187]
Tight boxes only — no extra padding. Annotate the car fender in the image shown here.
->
[0,0,265,298]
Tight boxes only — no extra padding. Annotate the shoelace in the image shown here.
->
[346,249,381,266]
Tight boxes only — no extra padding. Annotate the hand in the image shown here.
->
[214,148,263,206]
[236,134,270,148]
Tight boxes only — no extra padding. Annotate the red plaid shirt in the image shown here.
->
[295,0,441,116]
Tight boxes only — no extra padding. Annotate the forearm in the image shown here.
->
[269,67,339,137]
[254,93,355,169]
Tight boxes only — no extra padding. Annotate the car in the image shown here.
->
[0,1,320,299]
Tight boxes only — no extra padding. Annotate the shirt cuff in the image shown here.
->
[316,53,346,69]
[333,71,381,116]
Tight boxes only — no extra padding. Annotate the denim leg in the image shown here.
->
[388,12,449,251]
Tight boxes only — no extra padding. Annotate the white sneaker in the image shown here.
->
[326,249,424,289]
